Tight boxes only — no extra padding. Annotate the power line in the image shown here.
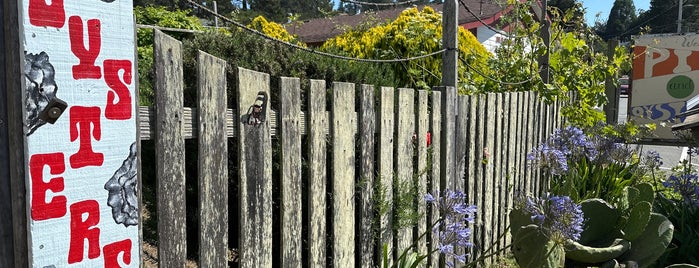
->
[339,0,417,7]
[184,0,445,63]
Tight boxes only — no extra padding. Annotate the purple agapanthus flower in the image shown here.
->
[527,143,569,175]
[663,173,699,207]
[550,126,598,161]
[522,193,584,242]
[425,189,476,267]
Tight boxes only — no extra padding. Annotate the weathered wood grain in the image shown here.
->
[474,94,486,262]
[429,91,442,268]
[524,92,534,196]
[196,51,229,268]
[2,0,28,265]
[441,87,456,191]
[331,82,357,267]
[237,67,273,268]
[515,92,525,196]
[154,29,187,268]
[416,90,429,256]
[466,95,478,260]
[359,84,376,268]
[505,93,518,247]
[395,88,415,252]
[280,76,303,267]
[307,79,327,268]
[496,93,508,252]
[378,86,395,261]
[483,93,497,266]
[455,95,468,192]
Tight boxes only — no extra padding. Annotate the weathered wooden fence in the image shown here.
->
[141,30,563,267]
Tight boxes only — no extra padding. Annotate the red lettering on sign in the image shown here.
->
[104,60,133,120]
[103,239,132,268]
[28,0,65,28]
[69,106,103,168]
[29,153,67,221]
[68,200,101,264]
[69,16,102,79]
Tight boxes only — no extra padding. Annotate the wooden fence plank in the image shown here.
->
[505,93,518,247]
[196,51,229,268]
[332,82,357,267]
[474,94,486,262]
[466,95,478,260]
[455,95,468,191]
[483,93,497,266]
[524,92,534,196]
[516,92,525,196]
[378,86,395,260]
[455,94,468,260]
[441,86,456,266]
[498,93,509,252]
[307,79,327,268]
[280,76,303,267]
[493,94,505,253]
[429,91,442,268]
[396,88,415,252]
[237,67,273,268]
[416,90,429,256]
[154,29,187,267]
[440,87,456,191]
[359,84,376,268]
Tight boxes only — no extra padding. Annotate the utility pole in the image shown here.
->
[678,0,684,33]
[538,0,550,83]
[214,1,219,28]
[605,39,619,124]
[442,0,458,88]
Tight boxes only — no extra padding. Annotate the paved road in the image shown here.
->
[618,95,685,170]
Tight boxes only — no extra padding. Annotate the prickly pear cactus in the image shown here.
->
[512,224,565,268]
[565,238,631,263]
[578,199,619,244]
[622,201,651,241]
[509,209,531,239]
[634,183,655,204]
[621,213,674,267]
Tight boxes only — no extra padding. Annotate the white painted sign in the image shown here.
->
[631,34,699,141]
[21,0,139,266]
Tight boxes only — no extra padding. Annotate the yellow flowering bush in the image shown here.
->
[322,6,491,90]
[248,16,305,47]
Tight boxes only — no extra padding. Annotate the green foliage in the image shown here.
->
[134,6,204,106]
[565,238,631,263]
[604,0,638,41]
[512,224,566,268]
[550,158,638,203]
[322,6,491,91]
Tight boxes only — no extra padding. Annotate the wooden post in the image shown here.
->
[197,51,229,267]
[238,67,273,268]
[395,88,415,252]
[442,0,458,88]
[605,39,619,124]
[331,82,357,267]
[359,84,376,268]
[280,76,302,267]
[155,30,187,267]
[416,90,429,256]
[307,79,327,268]
[428,91,442,268]
[539,0,550,83]
[1,0,27,265]
[378,86,395,261]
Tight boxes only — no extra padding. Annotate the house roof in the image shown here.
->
[285,0,533,45]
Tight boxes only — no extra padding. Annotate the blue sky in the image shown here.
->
[581,0,651,25]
